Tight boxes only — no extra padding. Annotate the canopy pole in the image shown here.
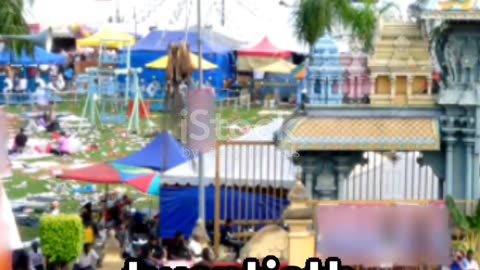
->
[104,184,109,223]
[197,0,205,222]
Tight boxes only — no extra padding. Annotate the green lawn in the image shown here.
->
[4,98,288,241]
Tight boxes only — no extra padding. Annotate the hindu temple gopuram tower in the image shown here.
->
[276,0,480,201]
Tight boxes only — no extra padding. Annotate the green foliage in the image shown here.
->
[446,195,468,230]
[0,0,34,56]
[293,0,397,52]
[446,195,480,259]
[39,215,83,264]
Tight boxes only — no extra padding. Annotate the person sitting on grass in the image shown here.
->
[188,233,203,263]
[10,128,28,154]
[73,244,99,270]
[193,248,215,269]
[136,244,157,269]
[168,232,191,260]
[147,235,167,265]
[49,201,60,215]
[50,131,70,156]
[220,218,243,260]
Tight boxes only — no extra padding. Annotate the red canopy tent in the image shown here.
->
[238,37,291,58]
[57,163,121,184]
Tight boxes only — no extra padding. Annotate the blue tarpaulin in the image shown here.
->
[0,46,66,65]
[261,73,298,101]
[115,130,192,171]
[126,31,236,89]
[159,186,289,238]
[131,31,230,53]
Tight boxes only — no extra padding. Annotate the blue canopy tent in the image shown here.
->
[128,30,236,90]
[0,46,65,65]
[159,186,289,238]
[0,47,65,104]
[114,130,193,171]
[261,73,298,102]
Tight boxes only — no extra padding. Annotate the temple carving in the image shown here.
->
[368,20,434,106]
[306,33,344,105]
[341,40,371,103]
[276,0,480,201]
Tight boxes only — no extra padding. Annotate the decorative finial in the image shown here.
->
[287,180,309,202]
[351,39,361,54]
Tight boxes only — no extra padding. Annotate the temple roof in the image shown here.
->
[308,33,343,76]
[413,0,480,20]
[368,20,432,74]
[346,41,367,74]
[312,33,339,55]
[279,117,440,151]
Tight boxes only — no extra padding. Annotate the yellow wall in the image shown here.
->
[396,76,407,95]
[413,76,426,94]
[376,76,390,94]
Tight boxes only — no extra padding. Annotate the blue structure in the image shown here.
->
[306,33,344,105]
[261,73,298,102]
[128,31,236,89]
[115,130,193,171]
[0,46,65,65]
[159,186,288,238]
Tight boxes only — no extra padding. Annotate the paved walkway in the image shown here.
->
[100,235,125,270]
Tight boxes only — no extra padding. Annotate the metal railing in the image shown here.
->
[345,152,440,200]
[213,141,299,254]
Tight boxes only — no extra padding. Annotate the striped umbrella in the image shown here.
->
[111,163,161,196]
[57,163,161,196]
[291,62,306,79]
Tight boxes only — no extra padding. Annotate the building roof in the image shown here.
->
[308,33,344,77]
[368,20,432,75]
[413,0,480,19]
[279,117,440,151]
[237,37,292,58]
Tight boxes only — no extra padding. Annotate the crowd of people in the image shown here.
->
[10,190,247,270]
[70,192,227,269]
[7,99,83,157]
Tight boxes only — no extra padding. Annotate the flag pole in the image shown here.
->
[197,0,205,222]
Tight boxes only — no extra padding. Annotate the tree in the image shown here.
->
[292,0,397,52]
[446,195,480,259]
[39,215,83,269]
[0,0,34,55]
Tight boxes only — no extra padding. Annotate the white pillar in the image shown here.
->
[349,75,354,99]
[390,75,396,100]
[370,75,376,95]
[427,76,433,95]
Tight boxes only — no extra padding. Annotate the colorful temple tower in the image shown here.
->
[369,20,435,106]
[341,41,371,103]
[277,3,480,200]
[307,33,344,105]
[276,17,446,200]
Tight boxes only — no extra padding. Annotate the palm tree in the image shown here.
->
[293,0,396,53]
[446,195,480,259]
[0,0,34,55]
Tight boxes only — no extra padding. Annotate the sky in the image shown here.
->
[24,0,416,51]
